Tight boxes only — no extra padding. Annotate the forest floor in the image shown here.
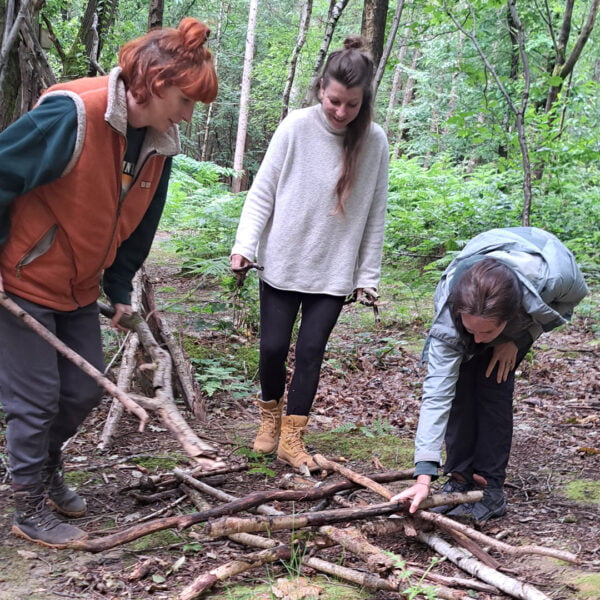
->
[0,241,599,600]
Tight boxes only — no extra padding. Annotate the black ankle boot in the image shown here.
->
[12,484,87,547]
[43,460,87,518]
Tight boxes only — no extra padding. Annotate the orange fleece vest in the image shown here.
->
[0,76,167,311]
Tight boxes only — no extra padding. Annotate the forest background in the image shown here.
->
[0,0,599,401]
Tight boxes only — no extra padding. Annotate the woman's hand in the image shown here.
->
[356,287,379,306]
[230,254,251,285]
[110,303,133,331]
[486,340,519,383]
[390,477,431,514]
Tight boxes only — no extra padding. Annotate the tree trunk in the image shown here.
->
[303,0,350,106]
[373,0,406,98]
[148,0,163,30]
[392,47,419,158]
[201,1,227,161]
[383,33,408,135]
[0,0,55,128]
[280,0,312,121]
[231,0,259,193]
[361,0,389,69]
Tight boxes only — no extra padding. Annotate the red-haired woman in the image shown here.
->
[391,227,588,524]
[230,36,388,472]
[0,18,217,547]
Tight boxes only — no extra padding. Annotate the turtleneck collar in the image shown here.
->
[316,102,347,136]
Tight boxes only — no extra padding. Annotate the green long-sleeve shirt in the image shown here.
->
[0,95,171,305]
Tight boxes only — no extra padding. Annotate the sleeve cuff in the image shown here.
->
[414,461,440,479]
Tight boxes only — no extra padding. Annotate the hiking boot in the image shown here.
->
[446,487,507,524]
[430,475,475,514]
[12,484,87,548]
[277,415,318,472]
[44,460,87,518]
[253,399,283,453]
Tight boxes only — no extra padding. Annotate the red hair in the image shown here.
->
[119,17,218,104]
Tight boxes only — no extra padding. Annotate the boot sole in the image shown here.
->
[47,498,87,518]
[11,524,87,548]
[276,456,319,472]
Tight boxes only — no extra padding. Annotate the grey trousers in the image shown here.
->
[0,293,104,485]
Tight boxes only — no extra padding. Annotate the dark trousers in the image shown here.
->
[0,294,104,485]
[443,344,530,488]
[258,281,345,416]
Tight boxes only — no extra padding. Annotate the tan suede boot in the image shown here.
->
[277,415,317,471]
[253,399,283,453]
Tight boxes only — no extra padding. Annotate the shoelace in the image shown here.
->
[24,498,63,531]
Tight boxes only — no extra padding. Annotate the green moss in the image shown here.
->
[570,572,600,599]
[130,455,183,471]
[183,335,214,361]
[306,429,413,469]
[207,576,373,599]
[563,479,600,504]
[233,345,260,378]
[131,529,184,552]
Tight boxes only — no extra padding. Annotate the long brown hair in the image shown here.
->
[448,258,523,325]
[119,17,218,105]
[317,35,374,213]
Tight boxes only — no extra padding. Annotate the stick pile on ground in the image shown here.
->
[62,455,577,600]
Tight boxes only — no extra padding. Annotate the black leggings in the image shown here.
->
[258,281,345,416]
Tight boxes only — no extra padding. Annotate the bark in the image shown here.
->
[383,35,408,135]
[148,0,163,30]
[65,469,412,551]
[361,0,389,69]
[319,525,396,574]
[373,0,406,97]
[303,0,350,106]
[204,501,407,538]
[544,0,599,113]
[200,1,226,161]
[416,511,578,563]
[280,0,312,120]
[231,0,259,193]
[140,270,206,420]
[418,529,553,600]
[312,454,484,511]
[392,47,419,158]
[178,544,294,600]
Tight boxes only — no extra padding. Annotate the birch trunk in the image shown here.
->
[280,0,312,120]
[231,0,259,193]
[302,0,350,106]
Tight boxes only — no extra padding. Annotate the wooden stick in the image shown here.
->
[313,453,483,509]
[317,457,564,600]
[418,530,553,600]
[98,271,144,449]
[178,544,294,600]
[0,292,149,430]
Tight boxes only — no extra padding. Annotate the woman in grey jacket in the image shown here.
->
[392,227,588,523]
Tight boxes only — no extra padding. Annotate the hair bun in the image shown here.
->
[343,35,365,51]
[178,17,211,52]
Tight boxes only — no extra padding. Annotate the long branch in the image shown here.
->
[0,292,149,429]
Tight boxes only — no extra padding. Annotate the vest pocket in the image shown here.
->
[17,225,58,276]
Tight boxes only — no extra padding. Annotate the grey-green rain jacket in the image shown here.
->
[414,227,588,468]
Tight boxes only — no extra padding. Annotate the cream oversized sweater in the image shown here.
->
[231,104,389,296]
